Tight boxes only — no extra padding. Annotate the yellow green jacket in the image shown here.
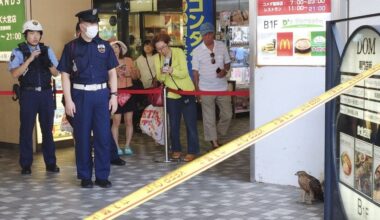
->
[154,47,195,99]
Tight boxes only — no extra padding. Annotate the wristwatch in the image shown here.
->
[110,92,118,96]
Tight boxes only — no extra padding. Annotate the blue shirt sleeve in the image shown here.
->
[57,43,72,74]
[47,47,59,67]
[106,43,119,70]
[8,49,24,71]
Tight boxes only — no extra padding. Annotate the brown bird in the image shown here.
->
[295,171,324,204]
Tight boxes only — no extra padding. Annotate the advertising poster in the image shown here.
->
[354,139,373,198]
[0,0,25,61]
[374,146,380,203]
[257,0,331,66]
[36,78,73,143]
[340,132,355,187]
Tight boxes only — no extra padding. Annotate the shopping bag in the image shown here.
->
[139,104,164,145]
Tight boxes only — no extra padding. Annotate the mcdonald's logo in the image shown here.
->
[277,32,293,56]
[279,39,291,50]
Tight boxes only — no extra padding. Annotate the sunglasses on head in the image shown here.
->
[210,52,215,64]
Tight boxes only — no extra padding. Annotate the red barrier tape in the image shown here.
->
[0,87,249,96]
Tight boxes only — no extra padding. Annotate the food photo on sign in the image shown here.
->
[373,147,380,203]
[339,133,355,187]
[354,140,373,197]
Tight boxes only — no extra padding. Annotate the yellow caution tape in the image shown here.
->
[85,64,380,220]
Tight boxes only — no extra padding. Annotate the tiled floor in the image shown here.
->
[0,116,323,219]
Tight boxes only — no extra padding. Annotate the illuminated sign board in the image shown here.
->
[257,0,331,66]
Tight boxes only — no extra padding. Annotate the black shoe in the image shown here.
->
[46,164,60,173]
[110,158,126,166]
[81,179,94,188]
[21,167,31,175]
[95,179,112,188]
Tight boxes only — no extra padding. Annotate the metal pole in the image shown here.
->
[163,86,170,162]
[154,86,173,163]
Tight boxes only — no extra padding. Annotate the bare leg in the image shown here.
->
[124,111,134,147]
[111,114,122,147]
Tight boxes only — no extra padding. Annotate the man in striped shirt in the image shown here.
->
[192,22,232,150]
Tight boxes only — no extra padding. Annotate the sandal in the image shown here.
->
[183,154,196,162]
[171,151,181,159]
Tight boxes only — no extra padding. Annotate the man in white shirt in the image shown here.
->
[192,22,232,149]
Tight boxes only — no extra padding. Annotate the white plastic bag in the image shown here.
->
[140,105,164,145]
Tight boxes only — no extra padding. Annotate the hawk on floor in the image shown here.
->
[295,171,324,204]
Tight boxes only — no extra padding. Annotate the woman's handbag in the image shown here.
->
[145,56,164,106]
[147,84,163,107]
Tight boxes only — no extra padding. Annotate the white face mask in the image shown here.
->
[85,25,98,39]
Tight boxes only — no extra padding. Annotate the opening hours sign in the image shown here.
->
[0,0,25,62]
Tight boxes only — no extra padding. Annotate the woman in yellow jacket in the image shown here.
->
[153,33,199,162]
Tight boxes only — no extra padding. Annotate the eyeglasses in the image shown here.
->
[210,52,215,64]
[156,44,168,52]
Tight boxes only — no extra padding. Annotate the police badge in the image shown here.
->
[97,44,106,53]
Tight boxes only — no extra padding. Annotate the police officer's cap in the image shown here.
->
[75,9,99,23]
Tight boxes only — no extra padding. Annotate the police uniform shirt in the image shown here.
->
[8,44,59,71]
[57,36,118,84]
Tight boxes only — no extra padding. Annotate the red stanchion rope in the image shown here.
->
[167,88,249,96]
[0,91,14,96]
[0,87,249,96]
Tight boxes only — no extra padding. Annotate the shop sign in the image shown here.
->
[0,0,25,62]
[338,26,380,219]
[257,0,331,66]
[184,0,214,74]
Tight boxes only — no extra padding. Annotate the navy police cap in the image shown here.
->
[75,9,99,23]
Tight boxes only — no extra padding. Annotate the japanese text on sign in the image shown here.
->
[0,0,25,62]
[258,0,331,16]
[184,0,214,75]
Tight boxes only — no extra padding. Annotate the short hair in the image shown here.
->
[152,33,171,47]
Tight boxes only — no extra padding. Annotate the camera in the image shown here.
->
[162,63,169,73]
[216,67,221,73]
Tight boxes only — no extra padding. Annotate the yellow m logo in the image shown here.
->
[279,39,291,50]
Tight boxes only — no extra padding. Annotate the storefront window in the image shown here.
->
[143,13,184,46]
[99,13,118,41]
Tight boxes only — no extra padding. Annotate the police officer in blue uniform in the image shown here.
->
[8,20,60,175]
[57,9,118,188]
[62,23,126,167]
